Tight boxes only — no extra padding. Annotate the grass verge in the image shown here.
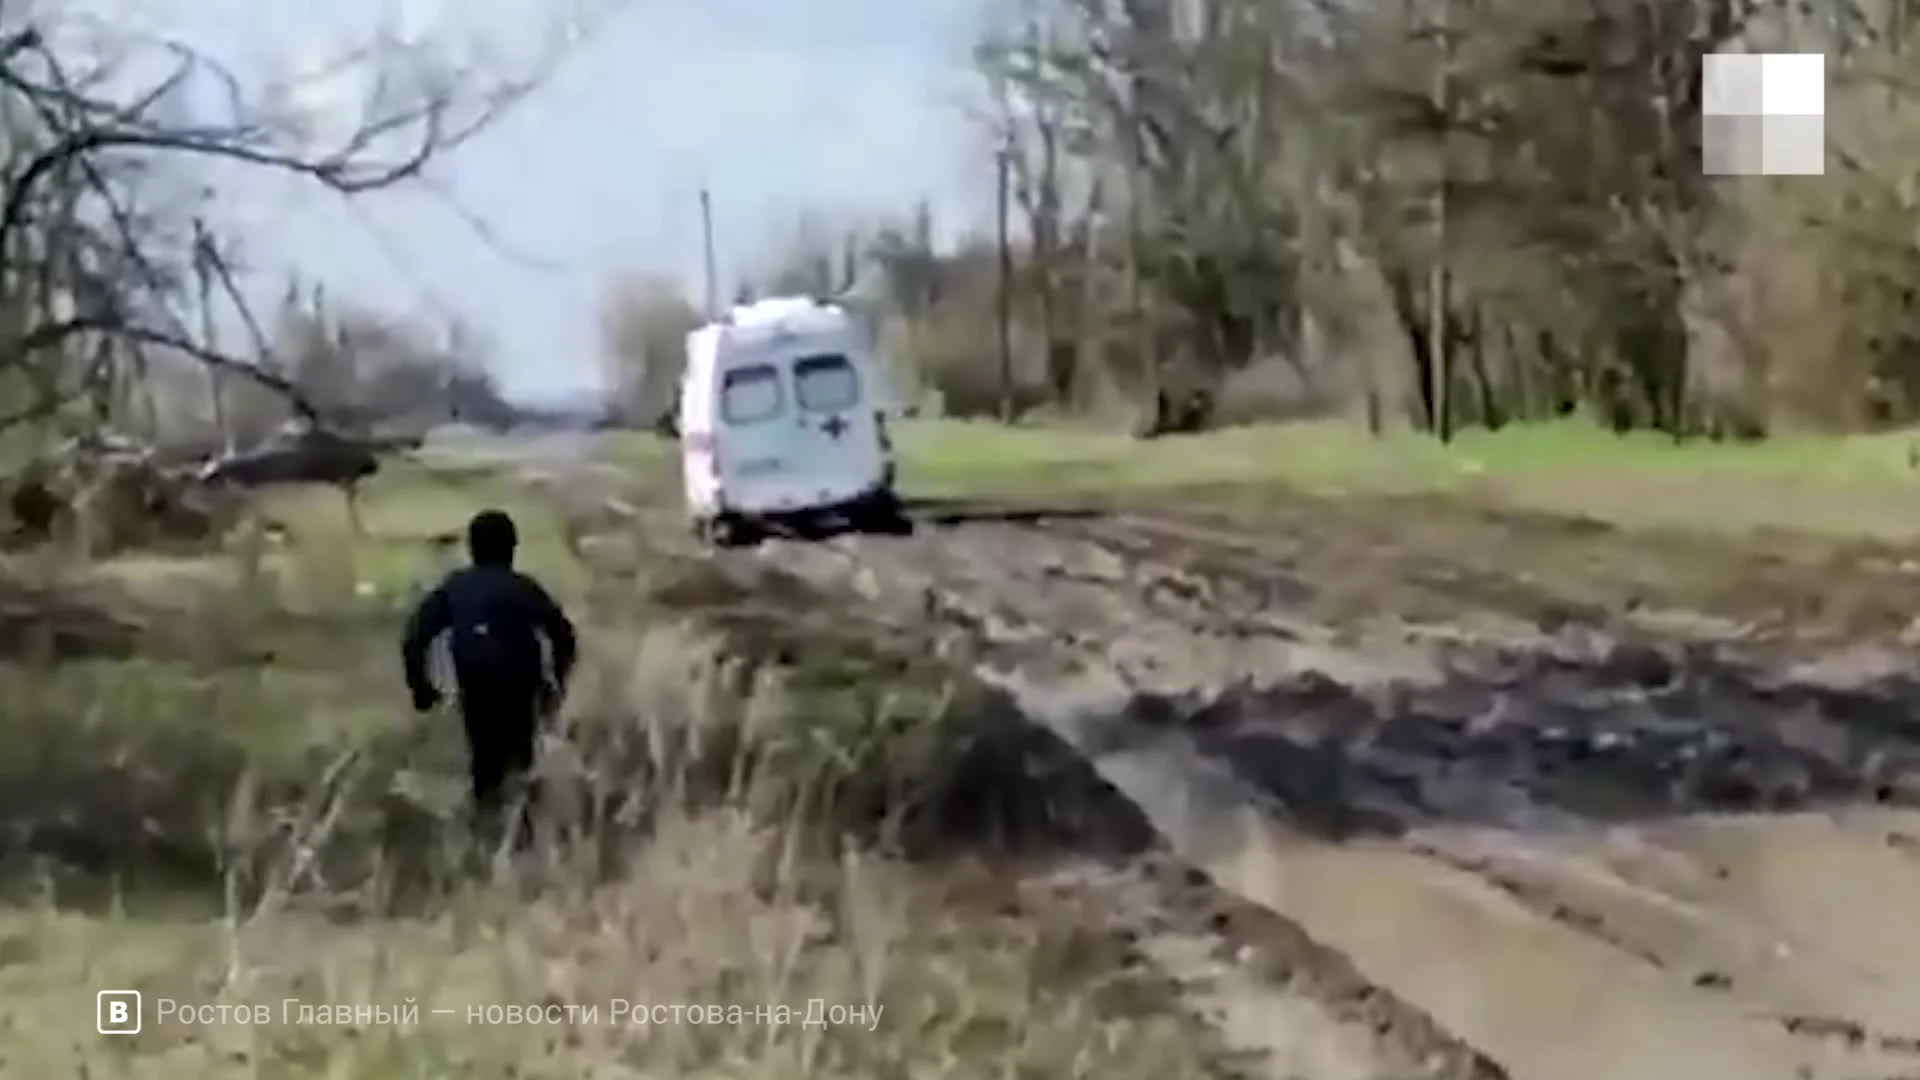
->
[888,417,1920,526]
[607,415,1920,538]
[0,459,1232,1078]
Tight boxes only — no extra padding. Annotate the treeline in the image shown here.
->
[602,0,1920,442]
[140,283,515,451]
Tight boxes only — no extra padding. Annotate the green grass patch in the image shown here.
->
[892,416,1920,490]
[234,460,586,611]
[885,418,1920,540]
[0,459,587,912]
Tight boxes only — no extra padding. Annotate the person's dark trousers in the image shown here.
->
[457,677,543,849]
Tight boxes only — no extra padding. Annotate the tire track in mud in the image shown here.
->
[1037,855,1498,1080]
[552,471,1920,1079]
[748,511,1920,1080]
[1035,511,1611,639]
[644,522,1493,1079]
[1053,515,1920,1079]
[553,492,1494,1078]
[1059,515,1920,1079]
[1039,512,1920,821]
[745,523,1517,1077]
[1403,824,1920,1074]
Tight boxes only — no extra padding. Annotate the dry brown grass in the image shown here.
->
[0,629,1219,1078]
[0,464,1228,1079]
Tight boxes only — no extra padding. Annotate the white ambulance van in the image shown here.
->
[677,295,903,544]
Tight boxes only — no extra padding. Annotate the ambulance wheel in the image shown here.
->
[706,512,760,548]
[854,490,911,536]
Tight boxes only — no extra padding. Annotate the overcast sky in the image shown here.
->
[80,0,994,401]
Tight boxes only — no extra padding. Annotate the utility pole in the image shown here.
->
[699,185,719,319]
[1426,0,1451,442]
[1127,149,1152,424]
[191,218,232,453]
[995,139,1015,423]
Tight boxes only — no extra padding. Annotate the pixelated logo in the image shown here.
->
[97,990,141,1034]
[1702,52,1825,176]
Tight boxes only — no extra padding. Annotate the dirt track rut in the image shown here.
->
[729,509,1920,1080]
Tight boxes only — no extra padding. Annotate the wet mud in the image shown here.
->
[728,498,1920,1080]
[568,474,1920,1080]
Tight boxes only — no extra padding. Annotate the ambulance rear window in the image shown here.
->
[721,364,781,424]
[794,354,859,412]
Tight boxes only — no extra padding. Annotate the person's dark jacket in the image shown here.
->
[401,564,577,706]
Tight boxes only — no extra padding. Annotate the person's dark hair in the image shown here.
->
[466,509,518,566]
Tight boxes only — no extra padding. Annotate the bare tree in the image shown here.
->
[597,271,700,432]
[0,1,578,452]
[263,281,510,436]
[945,0,1920,440]
[974,0,1312,434]
[977,0,1116,413]
[750,211,864,300]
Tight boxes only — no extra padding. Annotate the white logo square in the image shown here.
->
[97,990,141,1034]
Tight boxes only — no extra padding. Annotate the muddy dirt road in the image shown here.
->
[561,474,1920,1080]
[765,502,1920,1080]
